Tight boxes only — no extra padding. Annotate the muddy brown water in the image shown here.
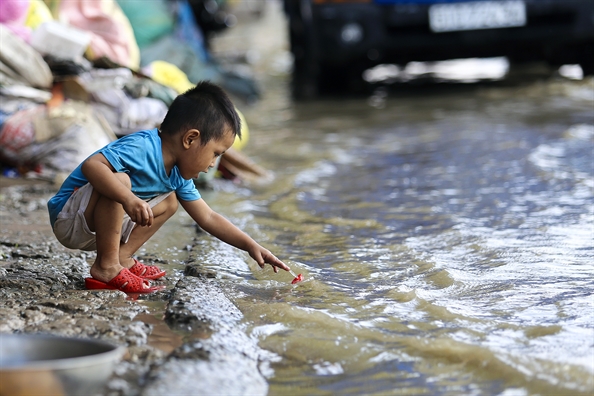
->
[198,86,593,394]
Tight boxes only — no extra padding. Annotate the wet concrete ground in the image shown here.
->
[0,182,269,395]
[0,5,285,394]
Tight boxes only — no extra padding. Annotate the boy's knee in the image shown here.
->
[164,193,178,215]
[155,193,178,219]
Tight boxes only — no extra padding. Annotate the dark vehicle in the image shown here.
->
[283,0,594,98]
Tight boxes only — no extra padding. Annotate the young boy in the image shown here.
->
[47,81,290,293]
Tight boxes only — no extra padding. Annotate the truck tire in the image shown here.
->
[288,0,319,100]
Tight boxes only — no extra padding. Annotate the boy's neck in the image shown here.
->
[160,131,177,176]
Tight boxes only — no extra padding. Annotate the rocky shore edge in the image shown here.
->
[0,182,270,395]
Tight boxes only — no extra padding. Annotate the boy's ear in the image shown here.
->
[183,129,201,148]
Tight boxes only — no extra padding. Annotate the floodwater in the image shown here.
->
[142,3,594,395]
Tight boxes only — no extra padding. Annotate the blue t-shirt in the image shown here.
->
[47,128,201,227]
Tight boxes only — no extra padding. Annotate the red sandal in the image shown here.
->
[85,268,165,294]
[128,258,166,280]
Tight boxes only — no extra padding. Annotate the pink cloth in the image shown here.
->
[0,0,31,42]
[59,0,130,66]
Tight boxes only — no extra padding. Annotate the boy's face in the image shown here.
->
[178,128,235,180]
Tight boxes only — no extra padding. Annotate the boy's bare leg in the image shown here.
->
[87,200,129,283]
[84,174,178,282]
[119,193,178,267]
[84,173,132,283]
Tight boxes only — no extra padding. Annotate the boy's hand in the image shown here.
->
[82,154,154,227]
[123,197,154,227]
[180,199,289,273]
[250,245,290,274]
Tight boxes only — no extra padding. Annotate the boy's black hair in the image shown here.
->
[160,81,241,144]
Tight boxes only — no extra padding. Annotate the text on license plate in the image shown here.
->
[429,1,526,33]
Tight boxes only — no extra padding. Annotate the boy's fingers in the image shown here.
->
[139,205,153,227]
[268,259,289,272]
[256,250,290,273]
[267,254,289,271]
[274,259,290,272]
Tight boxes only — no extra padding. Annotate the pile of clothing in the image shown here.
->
[0,0,260,184]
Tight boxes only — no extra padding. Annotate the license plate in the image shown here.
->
[429,1,526,33]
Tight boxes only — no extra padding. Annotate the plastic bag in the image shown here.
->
[0,24,52,88]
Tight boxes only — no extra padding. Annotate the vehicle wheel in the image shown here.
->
[292,49,319,100]
[287,0,369,99]
[288,1,319,100]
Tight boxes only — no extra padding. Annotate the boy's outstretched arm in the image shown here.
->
[180,198,290,273]
[81,154,154,227]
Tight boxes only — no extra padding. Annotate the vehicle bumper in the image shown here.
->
[310,0,594,66]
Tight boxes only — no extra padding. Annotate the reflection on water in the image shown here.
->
[136,312,183,354]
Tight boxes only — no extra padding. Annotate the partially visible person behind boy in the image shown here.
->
[47,81,290,293]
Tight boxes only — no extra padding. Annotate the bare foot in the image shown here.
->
[89,262,125,284]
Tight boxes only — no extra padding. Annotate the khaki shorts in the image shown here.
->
[53,183,173,251]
